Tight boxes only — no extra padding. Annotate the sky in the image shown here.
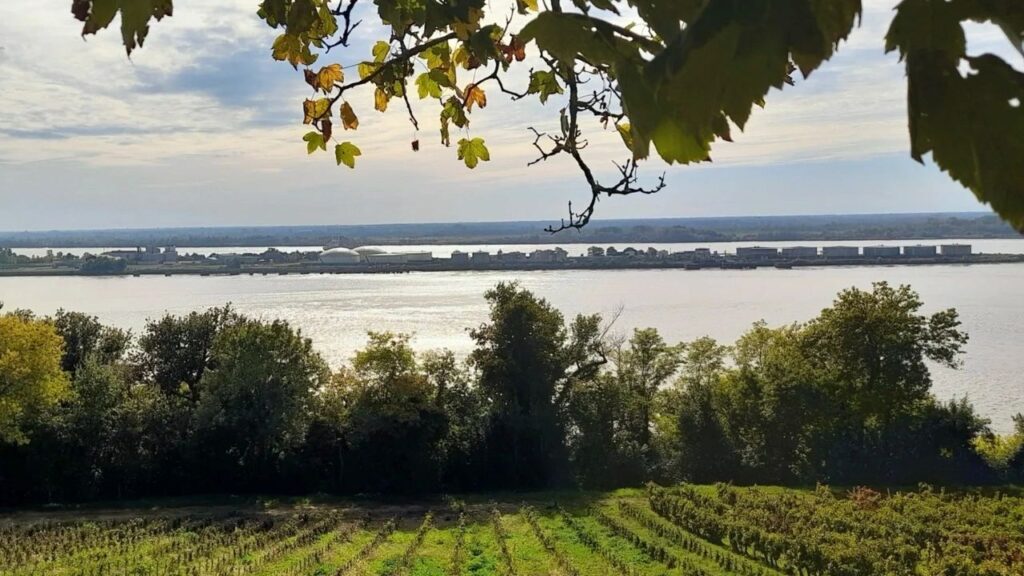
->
[0,1,1021,231]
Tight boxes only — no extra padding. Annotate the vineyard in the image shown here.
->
[2,485,1022,576]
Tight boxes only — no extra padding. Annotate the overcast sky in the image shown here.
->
[0,1,1020,231]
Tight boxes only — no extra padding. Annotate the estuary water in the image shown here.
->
[1,256,1021,430]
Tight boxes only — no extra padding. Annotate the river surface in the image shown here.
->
[1,251,1022,430]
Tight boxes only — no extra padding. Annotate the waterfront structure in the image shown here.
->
[530,248,568,262]
[780,246,818,258]
[366,253,408,264]
[822,246,860,258]
[102,248,141,261]
[941,244,973,256]
[863,245,901,258]
[736,246,780,259]
[402,251,433,263]
[471,250,491,263]
[497,251,526,262]
[319,247,361,265]
[451,251,469,264]
[903,245,938,257]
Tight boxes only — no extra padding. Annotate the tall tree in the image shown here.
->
[470,282,578,488]
[135,306,239,402]
[51,310,131,376]
[0,315,70,445]
[343,333,448,493]
[195,318,329,489]
[614,328,683,454]
[801,282,968,428]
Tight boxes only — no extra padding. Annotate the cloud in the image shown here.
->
[0,0,1014,229]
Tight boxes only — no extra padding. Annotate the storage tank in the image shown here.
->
[353,246,389,257]
[319,247,361,265]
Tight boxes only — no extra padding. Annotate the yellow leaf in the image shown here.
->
[316,64,343,93]
[453,46,470,70]
[340,102,359,130]
[358,62,378,80]
[374,88,389,112]
[464,84,487,111]
[303,98,331,124]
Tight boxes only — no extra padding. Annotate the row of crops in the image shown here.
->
[1,485,1022,576]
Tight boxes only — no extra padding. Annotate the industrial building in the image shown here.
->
[530,248,569,262]
[402,251,433,263]
[941,244,973,256]
[736,247,780,259]
[903,245,938,257]
[822,246,860,258]
[451,251,469,264]
[366,253,408,264]
[863,245,901,258]
[319,247,360,265]
[780,246,818,258]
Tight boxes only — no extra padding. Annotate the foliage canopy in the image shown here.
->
[67,0,1024,231]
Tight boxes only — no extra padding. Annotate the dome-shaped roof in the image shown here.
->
[321,247,359,256]
[353,246,389,255]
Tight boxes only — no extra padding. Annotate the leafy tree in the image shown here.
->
[194,318,329,489]
[135,306,240,402]
[78,257,127,275]
[51,310,131,376]
[801,281,968,429]
[422,349,487,490]
[567,371,649,487]
[613,328,683,454]
[663,337,735,482]
[470,282,602,488]
[714,323,822,482]
[0,315,70,445]
[68,0,1024,229]
[343,333,448,493]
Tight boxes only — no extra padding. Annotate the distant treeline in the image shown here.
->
[0,213,1019,249]
[1,282,1022,505]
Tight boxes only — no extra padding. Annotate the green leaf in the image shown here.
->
[258,0,287,27]
[303,131,326,154]
[79,0,118,35]
[651,118,709,164]
[518,12,621,65]
[335,142,361,168]
[415,72,442,99]
[905,54,1024,230]
[526,70,563,103]
[286,0,317,34]
[886,0,1024,229]
[457,137,490,168]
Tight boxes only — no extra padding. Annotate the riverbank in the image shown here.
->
[2,253,1023,277]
